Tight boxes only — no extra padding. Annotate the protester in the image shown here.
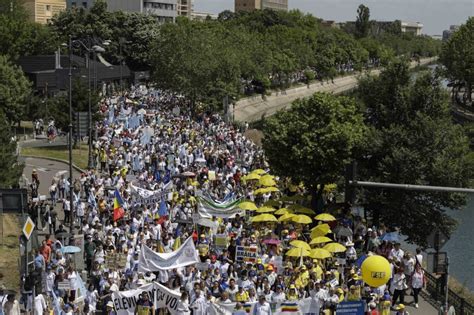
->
[24,85,428,315]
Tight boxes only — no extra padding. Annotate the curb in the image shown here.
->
[20,155,87,174]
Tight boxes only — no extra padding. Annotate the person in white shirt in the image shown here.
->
[389,243,405,263]
[190,290,207,315]
[34,294,47,315]
[411,264,425,308]
[253,295,272,315]
[391,267,407,305]
[3,294,20,315]
[176,291,191,315]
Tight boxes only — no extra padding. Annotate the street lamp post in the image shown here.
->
[68,35,74,231]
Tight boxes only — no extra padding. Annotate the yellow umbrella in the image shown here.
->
[256,206,276,213]
[310,236,333,245]
[323,242,347,253]
[291,214,312,224]
[314,213,336,221]
[251,214,278,223]
[290,240,311,251]
[274,208,293,215]
[263,187,280,193]
[245,173,261,180]
[278,213,295,222]
[286,247,310,257]
[324,183,337,192]
[253,188,267,195]
[259,175,277,187]
[310,248,332,259]
[251,169,267,175]
[239,201,258,211]
[288,204,316,215]
[310,224,332,238]
[264,200,280,207]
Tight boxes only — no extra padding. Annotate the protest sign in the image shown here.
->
[138,237,199,272]
[336,301,366,315]
[112,282,181,315]
[214,234,229,248]
[235,246,258,263]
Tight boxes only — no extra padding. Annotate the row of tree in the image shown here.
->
[263,60,473,245]
[1,1,442,114]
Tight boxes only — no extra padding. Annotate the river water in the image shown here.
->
[443,197,474,290]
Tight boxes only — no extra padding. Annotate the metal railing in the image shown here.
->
[424,269,474,315]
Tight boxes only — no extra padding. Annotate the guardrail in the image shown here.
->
[424,269,474,315]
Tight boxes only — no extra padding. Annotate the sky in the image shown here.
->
[194,0,473,35]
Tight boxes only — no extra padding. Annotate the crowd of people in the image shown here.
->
[5,86,427,315]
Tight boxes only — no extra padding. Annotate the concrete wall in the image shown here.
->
[234,58,437,122]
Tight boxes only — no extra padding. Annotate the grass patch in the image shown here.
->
[449,277,474,306]
[21,144,90,170]
[0,215,20,292]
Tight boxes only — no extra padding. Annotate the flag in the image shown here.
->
[173,237,181,251]
[113,189,125,221]
[163,170,171,184]
[158,199,168,217]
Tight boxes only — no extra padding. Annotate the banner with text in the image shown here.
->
[138,237,199,272]
[197,197,243,219]
[112,282,181,315]
[235,246,258,263]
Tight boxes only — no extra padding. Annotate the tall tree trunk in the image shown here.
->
[310,184,325,212]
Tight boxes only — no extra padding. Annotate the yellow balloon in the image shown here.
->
[361,255,392,287]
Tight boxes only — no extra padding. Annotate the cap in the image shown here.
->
[289,284,296,289]
[301,265,307,270]
[395,304,405,310]
[266,265,274,271]
[337,288,344,294]
[106,301,114,308]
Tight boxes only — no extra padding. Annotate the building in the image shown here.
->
[400,21,423,35]
[23,0,66,24]
[234,0,287,12]
[191,11,218,21]
[442,25,459,41]
[67,0,177,22]
[177,0,193,18]
[17,53,132,95]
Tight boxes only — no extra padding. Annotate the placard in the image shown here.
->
[336,301,366,315]
[58,280,71,290]
[235,246,258,263]
[208,171,216,181]
[214,234,228,248]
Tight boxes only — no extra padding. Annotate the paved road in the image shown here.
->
[19,136,68,148]
[234,58,437,122]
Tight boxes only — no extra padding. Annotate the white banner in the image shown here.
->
[130,181,173,204]
[197,197,243,219]
[207,298,316,315]
[138,237,199,272]
[112,282,181,315]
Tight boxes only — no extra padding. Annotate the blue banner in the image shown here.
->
[336,301,366,315]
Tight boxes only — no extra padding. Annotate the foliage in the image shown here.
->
[27,79,100,131]
[0,111,24,188]
[50,0,159,70]
[0,0,57,60]
[0,55,31,123]
[440,17,474,105]
[355,4,370,38]
[262,93,366,193]
[356,60,473,245]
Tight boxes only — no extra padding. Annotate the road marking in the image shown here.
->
[25,164,50,172]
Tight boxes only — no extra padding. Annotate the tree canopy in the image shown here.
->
[262,93,366,194]
[440,17,474,106]
[356,60,473,245]
[355,4,370,38]
[0,55,31,123]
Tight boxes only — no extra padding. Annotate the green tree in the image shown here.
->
[357,60,473,245]
[262,93,366,205]
[440,17,474,105]
[0,112,23,188]
[355,4,371,38]
[0,55,31,123]
[0,0,57,60]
